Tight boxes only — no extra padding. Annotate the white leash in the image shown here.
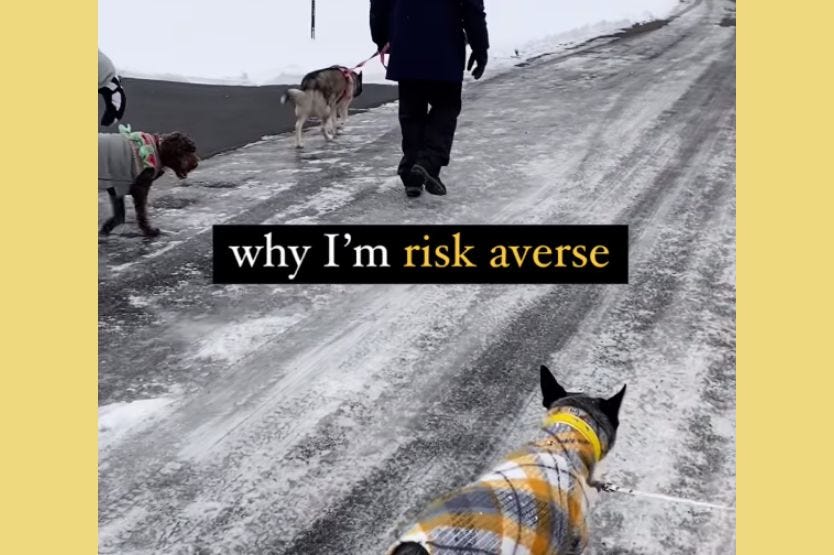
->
[597,482,735,512]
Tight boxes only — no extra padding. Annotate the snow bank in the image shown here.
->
[99,0,680,85]
[99,396,176,450]
[193,314,304,365]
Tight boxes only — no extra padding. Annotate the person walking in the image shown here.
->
[370,0,489,198]
[99,50,127,127]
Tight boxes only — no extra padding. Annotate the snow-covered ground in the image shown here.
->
[98,0,680,84]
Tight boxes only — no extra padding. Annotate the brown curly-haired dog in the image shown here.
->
[98,129,199,237]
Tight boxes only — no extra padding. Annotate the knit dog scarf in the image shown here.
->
[119,124,161,176]
[391,403,612,555]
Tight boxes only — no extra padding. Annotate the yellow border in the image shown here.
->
[739,0,833,552]
[1,2,97,553]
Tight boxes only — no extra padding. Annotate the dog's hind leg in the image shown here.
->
[295,114,307,149]
[341,105,349,130]
[335,103,348,133]
[328,101,340,139]
[130,175,160,237]
[321,122,334,141]
[321,107,336,142]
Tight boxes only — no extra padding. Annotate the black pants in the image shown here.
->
[397,80,463,177]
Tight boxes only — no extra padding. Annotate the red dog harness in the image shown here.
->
[337,66,354,103]
[336,44,389,103]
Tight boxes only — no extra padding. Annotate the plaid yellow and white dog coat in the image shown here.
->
[391,406,611,555]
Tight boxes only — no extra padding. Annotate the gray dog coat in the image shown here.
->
[98,127,162,197]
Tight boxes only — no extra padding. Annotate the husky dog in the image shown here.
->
[98,127,199,237]
[281,65,363,148]
[389,365,626,555]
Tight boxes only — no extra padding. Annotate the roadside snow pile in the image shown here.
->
[99,396,176,450]
[193,314,305,365]
[99,0,681,85]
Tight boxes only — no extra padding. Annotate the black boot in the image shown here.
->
[411,164,447,196]
[400,170,424,198]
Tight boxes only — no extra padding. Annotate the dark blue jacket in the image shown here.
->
[370,0,489,83]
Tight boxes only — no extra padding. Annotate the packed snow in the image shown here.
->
[99,396,177,451]
[192,314,306,365]
[98,0,680,84]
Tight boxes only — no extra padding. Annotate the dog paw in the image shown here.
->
[587,479,606,492]
[141,227,161,238]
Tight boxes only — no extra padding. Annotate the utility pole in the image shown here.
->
[311,0,316,40]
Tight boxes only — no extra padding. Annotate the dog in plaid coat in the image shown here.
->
[389,365,626,555]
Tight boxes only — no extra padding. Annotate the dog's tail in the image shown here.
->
[281,88,305,105]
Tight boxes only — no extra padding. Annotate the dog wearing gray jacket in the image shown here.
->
[98,127,199,237]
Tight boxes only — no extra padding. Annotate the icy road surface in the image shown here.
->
[99,1,735,552]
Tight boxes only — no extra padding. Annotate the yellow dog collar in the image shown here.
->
[542,411,603,462]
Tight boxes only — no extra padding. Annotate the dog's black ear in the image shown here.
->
[600,385,627,428]
[540,365,567,408]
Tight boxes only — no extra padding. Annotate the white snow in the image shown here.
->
[193,313,305,365]
[127,294,151,308]
[98,0,680,85]
[99,396,177,450]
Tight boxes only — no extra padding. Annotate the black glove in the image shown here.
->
[99,76,126,126]
[467,50,488,80]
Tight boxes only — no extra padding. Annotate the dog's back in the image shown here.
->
[299,66,361,106]
[390,442,591,555]
[300,65,345,102]
[98,133,140,197]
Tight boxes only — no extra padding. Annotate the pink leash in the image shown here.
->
[353,43,390,71]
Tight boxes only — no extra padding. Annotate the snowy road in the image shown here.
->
[98,0,736,553]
